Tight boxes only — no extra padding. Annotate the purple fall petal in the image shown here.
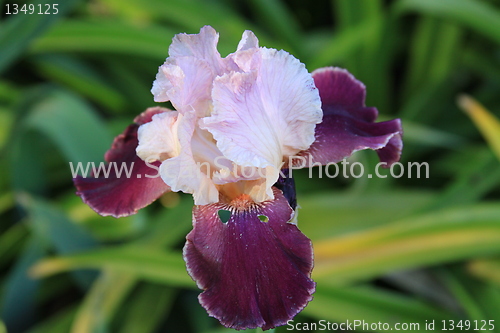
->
[298,67,402,167]
[184,188,315,330]
[74,107,171,217]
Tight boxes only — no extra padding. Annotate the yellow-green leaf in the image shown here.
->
[458,94,500,163]
[312,204,500,284]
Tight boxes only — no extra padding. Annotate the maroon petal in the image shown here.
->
[298,67,402,167]
[184,188,315,330]
[74,107,171,217]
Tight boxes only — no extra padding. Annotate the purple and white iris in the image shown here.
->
[74,26,402,330]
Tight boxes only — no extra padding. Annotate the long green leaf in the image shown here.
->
[247,0,302,55]
[0,222,29,269]
[19,194,98,288]
[1,237,45,332]
[99,0,266,54]
[396,0,500,44]
[458,95,500,163]
[33,55,125,113]
[469,258,500,286]
[312,204,500,284]
[303,284,451,332]
[24,89,111,164]
[308,18,380,69]
[31,247,194,288]
[118,284,177,333]
[299,190,437,239]
[30,20,174,61]
[70,270,136,333]
[26,306,77,333]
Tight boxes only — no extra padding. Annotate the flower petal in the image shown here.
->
[158,113,219,205]
[74,107,171,217]
[236,30,259,51]
[168,26,226,75]
[184,188,315,330]
[202,48,322,182]
[274,169,297,210]
[298,67,402,166]
[136,110,180,163]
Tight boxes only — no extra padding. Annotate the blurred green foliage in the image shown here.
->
[1,0,500,332]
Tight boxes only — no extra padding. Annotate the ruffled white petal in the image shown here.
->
[159,113,219,205]
[136,111,180,163]
[202,48,322,169]
[169,26,227,75]
[160,57,215,117]
[151,67,173,102]
[237,30,259,51]
[146,27,322,205]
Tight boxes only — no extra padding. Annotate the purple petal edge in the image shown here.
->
[73,107,171,218]
[184,188,315,330]
[298,67,402,167]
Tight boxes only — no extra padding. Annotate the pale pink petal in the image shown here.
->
[160,57,215,116]
[236,30,259,51]
[159,113,219,205]
[169,26,226,75]
[136,111,180,163]
[202,48,322,170]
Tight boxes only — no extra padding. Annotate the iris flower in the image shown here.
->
[74,26,402,330]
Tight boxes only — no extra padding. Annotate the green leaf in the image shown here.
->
[312,204,500,284]
[19,194,98,288]
[469,258,500,286]
[458,95,500,163]
[24,89,112,164]
[118,284,177,333]
[32,55,125,113]
[31,247,194,288]
[427,148,500,209]
[299,190,437,239]
[0,221,29,269]
[396,0,500,44]
[0,0,81,73]
[402,17,461,100]
[0,108,14,150]
[70,270,136,333]
[26,306,77,333]
[401,119,466,149]
[19,194,98,255]
[435,267,486,321]
[30,20,174,61]
[99,0,263,55]
[304,284,451,331]
[1,237,45,332]
[247,0,302,55]
[308,18,380,69]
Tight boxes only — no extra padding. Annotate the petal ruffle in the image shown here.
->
[136,110,180,163]
[298,67,402,166]
[158,113,220,205]
[201,49,322,200]
[169,26,228,75]
[74,107,171,217]
[184,188,315,330]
